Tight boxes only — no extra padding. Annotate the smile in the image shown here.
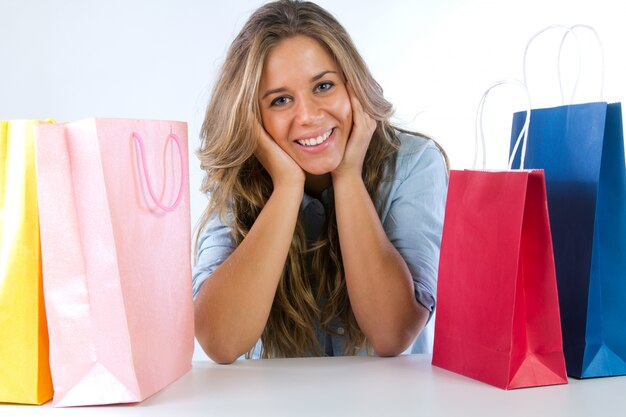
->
[295,129,333,147]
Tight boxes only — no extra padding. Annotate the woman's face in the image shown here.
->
[258,35,352,176]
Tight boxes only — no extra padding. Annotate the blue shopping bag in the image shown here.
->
[510,102,626,378]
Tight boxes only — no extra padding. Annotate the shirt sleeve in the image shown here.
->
[192,213,236,299]
[382,138,448,317]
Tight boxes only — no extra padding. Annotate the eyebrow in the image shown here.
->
[260,70,338,99]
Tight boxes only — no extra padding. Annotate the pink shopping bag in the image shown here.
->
[35,118,194,407]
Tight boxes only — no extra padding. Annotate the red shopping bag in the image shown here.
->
[432,80,567,389]
[35,118,194,406]
[432,170,567,389]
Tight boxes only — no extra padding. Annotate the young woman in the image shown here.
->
[193,0,448,364]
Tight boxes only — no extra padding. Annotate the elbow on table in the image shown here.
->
[369,317,426,357]
[207,349,240,365]
[370,332,414,357]
[372,302,430,357]
[195,322,241,364]
[372,340,407,357]
[196,334,240,365]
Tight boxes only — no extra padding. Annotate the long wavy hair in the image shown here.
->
[196,0,424,358]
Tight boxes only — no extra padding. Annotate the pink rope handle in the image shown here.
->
[132,131,186,212]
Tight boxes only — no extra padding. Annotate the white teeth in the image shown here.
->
[296,129,332,147]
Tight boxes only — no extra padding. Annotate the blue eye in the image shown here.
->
[270,96,291,107]
[315,82,334,93]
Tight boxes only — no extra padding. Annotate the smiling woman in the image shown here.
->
[192,0,448,364]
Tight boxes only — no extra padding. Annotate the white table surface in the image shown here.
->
[3,354,626,416]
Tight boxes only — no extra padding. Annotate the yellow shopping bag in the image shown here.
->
[0,120,54,404]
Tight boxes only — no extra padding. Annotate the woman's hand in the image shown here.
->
[331,82,377,181]
[254,121,305,190]
[196,121,307,364]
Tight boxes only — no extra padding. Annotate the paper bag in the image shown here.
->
[511,102,626,377]
[432,170,568,389]
[35,118,194,406]
[433,80,567,389]
[0,120,54,404]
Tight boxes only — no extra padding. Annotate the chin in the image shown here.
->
[297,156,342,177]
[303,167,332,176]
[301,162,340,176]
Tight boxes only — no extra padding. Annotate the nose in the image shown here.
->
[295,95,322,125]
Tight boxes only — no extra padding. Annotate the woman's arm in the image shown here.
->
[333,176,428,356]
[332,86,432,356]
[194,126,305,364]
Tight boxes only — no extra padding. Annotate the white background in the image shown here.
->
[2,0,624,361]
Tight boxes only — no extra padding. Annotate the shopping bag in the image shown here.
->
[0,120,54,405]
[510,25,626,378]
[511,103,626,378]
[432,80,567,389]
[35,118,194,406]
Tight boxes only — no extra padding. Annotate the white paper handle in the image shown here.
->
[474,79,531,170]
[523,24,605,105]
[557,24,605,103]
[523,24,580,106]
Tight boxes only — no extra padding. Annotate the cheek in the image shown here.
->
[334,93,353,127]
[260,112,286,144]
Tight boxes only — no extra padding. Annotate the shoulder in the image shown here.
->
[391,131,448,184]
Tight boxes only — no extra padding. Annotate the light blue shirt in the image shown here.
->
[193,132,448,357]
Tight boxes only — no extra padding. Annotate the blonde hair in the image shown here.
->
[197,0,413,358]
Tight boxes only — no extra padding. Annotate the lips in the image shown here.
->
[294,128,333,147]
